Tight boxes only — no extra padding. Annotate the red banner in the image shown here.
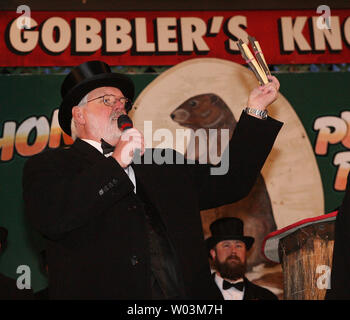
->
[1,9,350,66]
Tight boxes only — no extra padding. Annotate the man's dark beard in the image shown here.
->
[213,255,246,281]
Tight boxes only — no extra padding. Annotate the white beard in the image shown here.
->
[86,111,122,145]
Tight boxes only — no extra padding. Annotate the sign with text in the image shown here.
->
[1,9,350,66]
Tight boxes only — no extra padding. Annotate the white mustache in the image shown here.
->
[110,110,124,121]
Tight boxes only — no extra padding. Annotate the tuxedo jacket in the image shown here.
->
[22,112,282,299]
[211,274,278,300]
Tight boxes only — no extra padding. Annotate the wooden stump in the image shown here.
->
[279,221,335,300]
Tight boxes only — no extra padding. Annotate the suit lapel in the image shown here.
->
[131,160,161,208]
[243,277,255,300]
[70,138,106,164]
[211,272,225,300]
[131,154,177,233]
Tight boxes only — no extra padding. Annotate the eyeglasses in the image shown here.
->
[87,94,129,107]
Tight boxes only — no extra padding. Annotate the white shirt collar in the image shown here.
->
[214,273,245,300]
[82,139,105,154]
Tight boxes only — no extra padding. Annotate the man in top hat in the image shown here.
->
[207,217,278,300]
[22,60,283,299]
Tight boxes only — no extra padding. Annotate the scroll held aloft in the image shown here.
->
[237,37,271,85]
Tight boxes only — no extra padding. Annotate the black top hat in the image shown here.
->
[58,60,135,136]
[0,226,8,252]
[206,217,254,251]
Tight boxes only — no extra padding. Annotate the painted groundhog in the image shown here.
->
[171,94,278,271]
[170,94,236,161]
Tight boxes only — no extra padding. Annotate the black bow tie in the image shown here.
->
[101,139,115,155]
[222,280,244,291]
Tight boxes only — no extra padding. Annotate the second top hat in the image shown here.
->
[206,217,255,251]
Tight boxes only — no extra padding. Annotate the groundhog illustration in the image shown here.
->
[170,94,236,161]
[171,93,278,271]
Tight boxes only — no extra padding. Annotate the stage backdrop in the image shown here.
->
[1,60,350,295]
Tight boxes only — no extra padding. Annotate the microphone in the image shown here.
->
[117,114,141,163]
[117,114,133,132]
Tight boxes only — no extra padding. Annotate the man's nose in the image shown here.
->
[112,103,126,114]
[230,248,238,256]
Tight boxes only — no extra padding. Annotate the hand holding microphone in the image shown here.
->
[112,115,145,168]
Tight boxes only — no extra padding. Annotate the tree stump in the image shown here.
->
[279,221,335,300]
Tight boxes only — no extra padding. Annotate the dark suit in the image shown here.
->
[211,274,278,300]
[22,112,282,299]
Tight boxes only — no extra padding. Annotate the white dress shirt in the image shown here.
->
[214,273,245,300]
[82,139,136,193]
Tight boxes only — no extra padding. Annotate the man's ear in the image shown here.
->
[72,106,85,125]
[210,248,216,260]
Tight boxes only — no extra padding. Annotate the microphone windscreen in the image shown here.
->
[117,114,133,131]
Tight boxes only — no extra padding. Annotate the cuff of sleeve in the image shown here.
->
[240,110,284,128]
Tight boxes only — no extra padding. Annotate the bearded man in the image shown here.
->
[207,217,278,300]
[22,60,282,299]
